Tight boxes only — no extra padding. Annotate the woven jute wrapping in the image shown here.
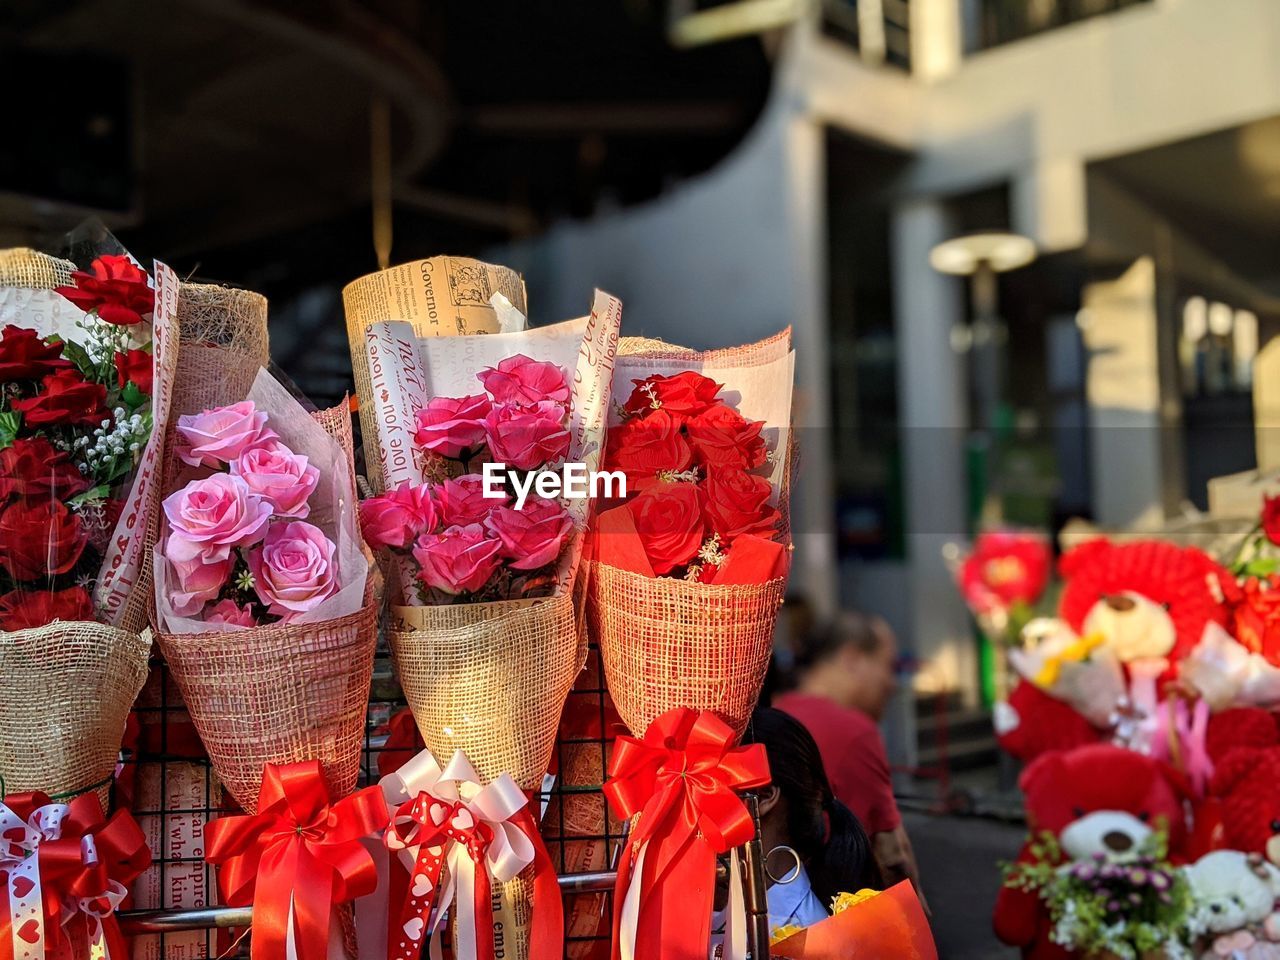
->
[172,282,269,418]
[0,622,149,808]
[0,247,74,288]
[390,592,583,791]
[155,590,377,813]
[589,562,787,738]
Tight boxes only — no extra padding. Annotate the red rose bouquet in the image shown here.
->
[152,369,375,813]
[345,260,621,960]
[588,330,795,741]
[0,246,174,808]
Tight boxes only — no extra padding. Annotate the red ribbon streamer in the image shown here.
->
[0,791,150,960]
[511,806,564,960]
[205,761,389,960]
[603,708,770,960]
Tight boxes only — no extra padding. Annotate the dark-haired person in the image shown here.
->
[713,708,876,950]
[773,611,930,912]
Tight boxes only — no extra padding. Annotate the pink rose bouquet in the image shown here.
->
[151,368,375,816]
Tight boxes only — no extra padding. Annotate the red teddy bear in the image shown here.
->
[1206,708,1280,863]
[997,539,1232,764]
[994,744,1190,959]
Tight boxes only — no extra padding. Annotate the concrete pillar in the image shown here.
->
[909,0,964,82]
[1013,156,1088,254]
[891,197,978,703]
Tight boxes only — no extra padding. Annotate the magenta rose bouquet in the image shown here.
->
[359,353,575,606]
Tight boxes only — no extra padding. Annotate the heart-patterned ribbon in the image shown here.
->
[603,708,771,960]
[0,791,150,960]
[381,750,539,960]
[204,761,389,960]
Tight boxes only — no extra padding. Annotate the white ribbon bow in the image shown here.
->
[382,749,535,960]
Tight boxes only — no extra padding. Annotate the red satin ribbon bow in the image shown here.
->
[204,761,389,960]
[0,791,150,960]
[603,708,771,960]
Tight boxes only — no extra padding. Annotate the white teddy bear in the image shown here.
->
[1185,850,1280,959]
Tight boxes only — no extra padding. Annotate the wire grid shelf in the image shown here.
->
[120,637,627,959]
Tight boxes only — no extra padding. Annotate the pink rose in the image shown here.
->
[412,523,502,595]
[168,555,233,618]
[230,442,320,519]
[478,354,570,405]
[414,394,492,459]
[164,473,274,564]
[483,401,570,471]
[176,400,278,468]
[436,474,503,527]
[204,599,258,627]
[359,483,437,551]
[248,521,339,618]
[484,497,573,570]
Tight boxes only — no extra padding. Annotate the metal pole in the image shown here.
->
[742,792,771,959]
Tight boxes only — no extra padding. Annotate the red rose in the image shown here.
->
[702,466,780,544]
[605,409,693,491]
[0,499,88,581]
[625,482,705,576]
[115,348,153,395]
[685,403,768,470]
[958,531,1051,615]
[55,254,154,326]
[1263,495,1280,546]
[12,368,108,427]
[0,437,90,502]
[622,372,723,421]
[0,325,73,380]
[0,586,96,630]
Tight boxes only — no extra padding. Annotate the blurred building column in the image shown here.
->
[891,197,977,704]
[910,0,964,81]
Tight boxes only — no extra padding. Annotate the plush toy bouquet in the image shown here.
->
[344,257,622,960]
[949,529,1053,644]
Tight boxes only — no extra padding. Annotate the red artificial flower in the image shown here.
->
[0,436,90,502]
[604,408,693,491]
[114,348,153,395]
[958,530,1051,615]
[625,482,705,576]
[0,324,72,381]
[12,368,109,427]
[1262,495,1280,546]
[0,586,95,630]
[622,372,723,421]
[1232,576,1280,664]
[701,466,779,544]
[0,499,88,581]
[55,255,154,326]
[685,403,768,470]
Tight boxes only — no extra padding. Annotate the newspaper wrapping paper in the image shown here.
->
[343,256,527,492]
[0,256,179,632]
[358,286,621,960]
[591,330,796,739]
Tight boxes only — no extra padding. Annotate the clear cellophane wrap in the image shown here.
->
[591,331,795,738]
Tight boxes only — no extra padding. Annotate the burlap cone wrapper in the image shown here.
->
[155,591,377,813]
[0,623,149,808]
[390,593,581,960]
[171,281,270,418]
[589,562,786,738]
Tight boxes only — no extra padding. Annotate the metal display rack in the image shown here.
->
[115,642,773,958]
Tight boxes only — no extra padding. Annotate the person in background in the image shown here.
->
[713,707,876,948]
[772,610,930,912]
